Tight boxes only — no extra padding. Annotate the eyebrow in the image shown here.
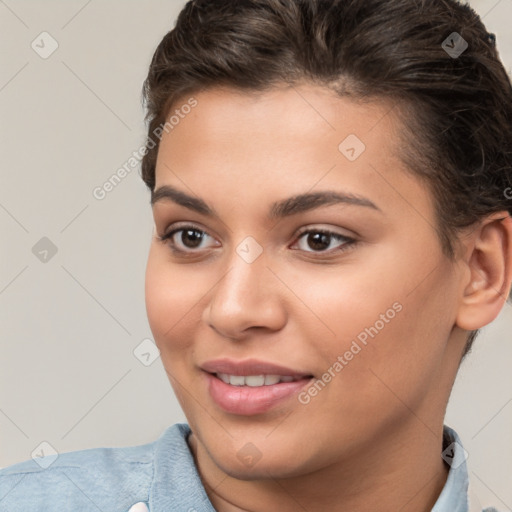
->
[151,185,381,219]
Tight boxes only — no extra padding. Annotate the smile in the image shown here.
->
[215,373,303,386]
[205,372,314,415]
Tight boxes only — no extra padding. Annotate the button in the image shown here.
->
[128,503,149,512]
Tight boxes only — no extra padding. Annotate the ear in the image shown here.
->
[456,212,512,331]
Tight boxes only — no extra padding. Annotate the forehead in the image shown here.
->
[161,84,401,155]
[153,84,434,226]
[157,85,400,175]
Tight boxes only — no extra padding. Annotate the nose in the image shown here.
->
[202,246,287,340]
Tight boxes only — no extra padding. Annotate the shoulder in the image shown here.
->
[0,438,155,512]
[0,423,189,512]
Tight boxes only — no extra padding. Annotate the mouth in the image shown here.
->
[203,370,315,415]
[199,358,315,415]
[200,357,314,380]
[212,372,313,387]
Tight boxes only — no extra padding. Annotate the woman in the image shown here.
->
[1,0,511,510]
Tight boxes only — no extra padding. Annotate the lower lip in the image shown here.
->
[205,372,313,415]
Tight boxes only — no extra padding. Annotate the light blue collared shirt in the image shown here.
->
[0,423,500,511]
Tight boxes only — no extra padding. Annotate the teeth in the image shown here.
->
[245,375,265,387]
[216,373,303,386]
[264,375,281,385]
[217,373,231,384]
[230,375,246,386]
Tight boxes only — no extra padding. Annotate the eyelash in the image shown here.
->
[157,224,357,258]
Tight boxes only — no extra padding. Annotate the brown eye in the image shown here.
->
[305,232,331,251]
[177,228,205,249]
[159,225,219,254]
[294,229,356,254]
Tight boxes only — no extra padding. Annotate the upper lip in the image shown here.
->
[201,358,313,378]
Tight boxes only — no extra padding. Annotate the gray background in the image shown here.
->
[1,0,511,509]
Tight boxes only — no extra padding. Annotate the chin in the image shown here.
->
[216,456,305,481]
[206,441,316,481]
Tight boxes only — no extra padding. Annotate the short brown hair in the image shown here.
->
[140,0,512,356]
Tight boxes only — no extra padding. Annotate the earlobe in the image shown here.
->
[456,212,512,331]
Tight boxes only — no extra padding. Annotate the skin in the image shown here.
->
[145,83,512,512]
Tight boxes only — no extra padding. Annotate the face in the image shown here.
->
[145,84,467,479]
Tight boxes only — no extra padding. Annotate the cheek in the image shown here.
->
[145,246,203,351]
[289,244,452,406]
[338,275,455,421]
[145,249,208,411]
[276,251,405,355]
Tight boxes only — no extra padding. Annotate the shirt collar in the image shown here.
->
[149,423,215,511]
[432,425,481,512]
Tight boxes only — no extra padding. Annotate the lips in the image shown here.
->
[200,358,313,378]
[200,358,315,415]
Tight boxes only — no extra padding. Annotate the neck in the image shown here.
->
[187,420,450,512]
